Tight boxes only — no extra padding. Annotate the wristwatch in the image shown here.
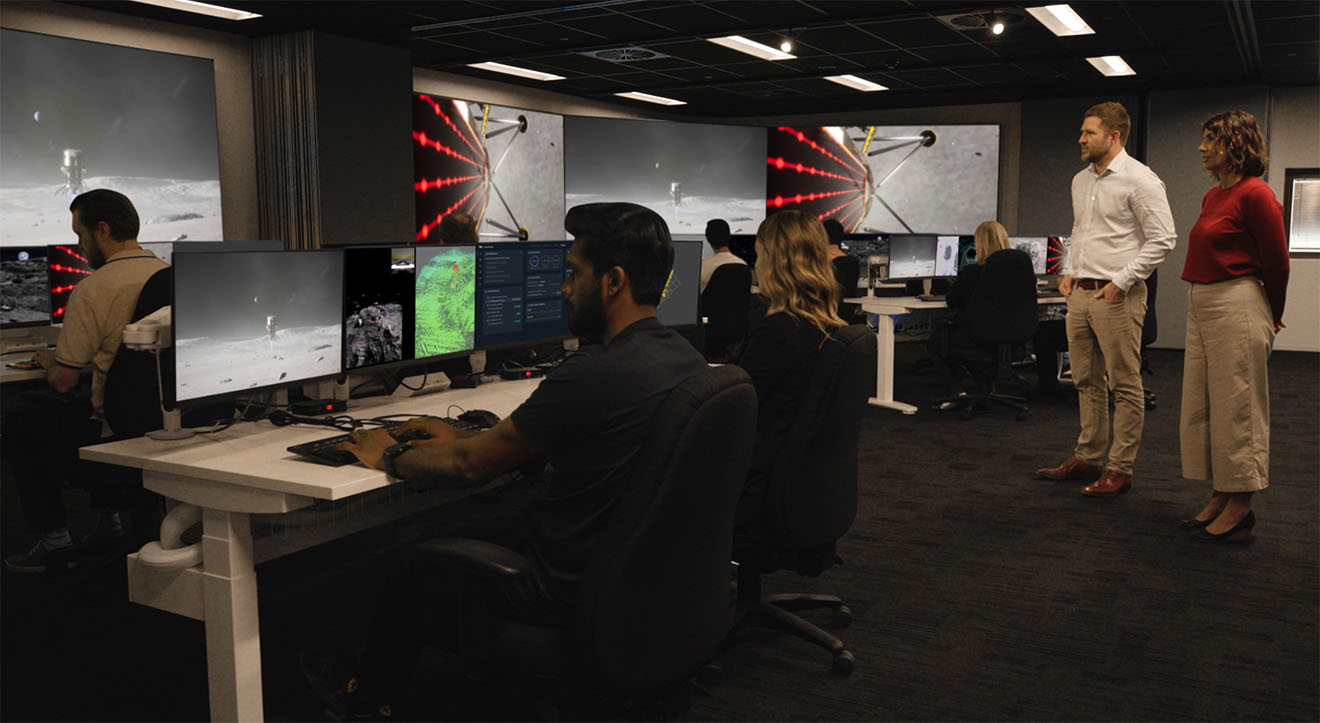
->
[381,440,414,478]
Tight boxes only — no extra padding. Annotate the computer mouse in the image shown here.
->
[395,427,433,441]
[457,409,501,429]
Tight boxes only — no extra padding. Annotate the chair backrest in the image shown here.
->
[576,364,757,694]
[832,255,860,318]
[763,324,876,558]
[103,266,171,437]
[700,263,752,343]
[964,248,1039,346]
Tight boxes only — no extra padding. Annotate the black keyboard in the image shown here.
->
[915,294,946,302]
[1037,289,1064,298]
[287,417,482,466]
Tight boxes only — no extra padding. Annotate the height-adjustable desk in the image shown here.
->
[79,378,542,722]
[845,295,1066,414]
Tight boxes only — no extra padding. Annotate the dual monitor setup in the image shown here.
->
[838,233,1070,284]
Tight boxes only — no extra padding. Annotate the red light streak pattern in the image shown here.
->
[416,184,483,242]
[415,174,482,193]
[50,284,79,294]
[766,157,856,182]
[413,131,483,169]
[766,188,855,208]
[53,306,67,318]
[417,95,483,161]
[817,195,863,221]
[776,127,866,176]
[48,264,91,276]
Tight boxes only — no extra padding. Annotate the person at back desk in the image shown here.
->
[926,220,1023,406]
[822,218,860,320]
[320,202,707,719]
[699,217,745,292]
[735,210,846,544]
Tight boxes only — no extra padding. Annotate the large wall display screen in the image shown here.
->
[767,124,998,236]
[0,29,224,247]
[564,117,765,237]
[413,94,565,243]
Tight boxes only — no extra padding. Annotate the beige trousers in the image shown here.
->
[1180,277,1274,492]
[1065,280,1147,475]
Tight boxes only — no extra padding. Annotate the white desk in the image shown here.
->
[80,378,542,722]
[845,294,1066,414]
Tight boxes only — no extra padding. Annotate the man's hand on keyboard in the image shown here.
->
[336,428,396,470]
[395,417,464,446]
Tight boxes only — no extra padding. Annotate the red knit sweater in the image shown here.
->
[1182,176,1290,325]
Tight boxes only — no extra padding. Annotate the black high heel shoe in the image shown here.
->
[1178,517,1211,530]
[1193,511,1256,543]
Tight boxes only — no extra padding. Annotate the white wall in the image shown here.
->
[0,1,259,241]
[1264,86,1320,352]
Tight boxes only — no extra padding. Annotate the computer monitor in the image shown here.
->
[956,235,976,271]
[46,244,94,325]
[1,246,51,328]
[934,235,960,278]
[474,241,572,348]
[344,246,416,370]
[1010,235,1049,275]
[884,234,938,281]
[414,245,476,359]
[172,249,344,405]
[726,234,757,267]
[1046,235,1070,276]
[840,233,887,263]
[658,239,701,327]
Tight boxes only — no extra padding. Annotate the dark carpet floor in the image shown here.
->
[2,347,1317,721]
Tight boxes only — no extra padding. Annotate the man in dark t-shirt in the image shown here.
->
[324,202,706,717]
[823,218,861,320]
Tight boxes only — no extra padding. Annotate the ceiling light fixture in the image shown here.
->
[466,61,565,82]
[990,17,1006,35]
[824,74,889,92]
[1026,4,1095,36]
[780,39,793,53]
[614,91,686,106]
[129,0,261,21]
[1086,55,1136,77]
[707,35,796,61]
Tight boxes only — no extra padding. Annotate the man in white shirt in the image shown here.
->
[699,218,746,292]
[1036,102,1176,497]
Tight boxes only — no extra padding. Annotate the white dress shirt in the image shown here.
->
[1068,148,1177,291]
[700,250,747,292]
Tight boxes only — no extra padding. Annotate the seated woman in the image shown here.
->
[735,210,847,542]
[927,220,1014,405]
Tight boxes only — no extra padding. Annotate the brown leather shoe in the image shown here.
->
[1035,457,1104,481]
[1082,470,1132,496]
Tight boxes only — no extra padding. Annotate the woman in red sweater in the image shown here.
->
[1179,110,1289,542]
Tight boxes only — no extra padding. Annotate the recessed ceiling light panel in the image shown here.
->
[707,35,796,61]
[1086,55,1136,77]
[467,61,565,82]
[614,91,686,106]
[130,0,261,21]
[1027,4,1095,36]
[824,75,888,92]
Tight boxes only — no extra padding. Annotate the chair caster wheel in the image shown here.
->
[831,650,855,676]
[697,663,723,686]
[1016,411,1029,421]
[832,605,852,628]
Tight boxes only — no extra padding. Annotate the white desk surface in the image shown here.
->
[80,377,542,503]
[1,350,48,383]
[844,293,1066,312]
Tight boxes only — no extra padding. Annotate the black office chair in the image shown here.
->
[409,364,758,716]
[725,324,875,676]
[103,266,172,437]
[700,263,752,362]
[1140,268,1159,410]
[831,255,861,321]
[934,248,1039,420]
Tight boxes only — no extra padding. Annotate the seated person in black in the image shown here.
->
[822,218,861,320]
[328,202,707,718]
[736,210,847,543]
[926,219,1014,402]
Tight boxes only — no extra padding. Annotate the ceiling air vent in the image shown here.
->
[937,12,988,30]
[580,47,668,62]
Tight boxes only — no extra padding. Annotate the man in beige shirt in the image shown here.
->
[6,189,166,573]
[1036,102,1176,497]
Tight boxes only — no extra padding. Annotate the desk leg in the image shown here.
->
[201,508,264,722]
[867,313,918,415]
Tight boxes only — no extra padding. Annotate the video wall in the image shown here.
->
[0,29,224,248]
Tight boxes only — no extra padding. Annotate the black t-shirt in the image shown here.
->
[508,317,706,610]
[946,264,984,324]
[832,255,861,316]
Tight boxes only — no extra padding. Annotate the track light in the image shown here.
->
[780,39,793,53]
[990,16,1006,35]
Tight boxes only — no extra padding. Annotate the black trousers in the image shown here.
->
[927,321,985,395]
[4,389,139,533]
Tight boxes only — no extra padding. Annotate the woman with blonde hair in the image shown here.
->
[1179,109,1289,542]
[928,220,1015,405]
[735,210,846,540]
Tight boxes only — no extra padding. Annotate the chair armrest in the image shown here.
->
[413,537,531,580]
